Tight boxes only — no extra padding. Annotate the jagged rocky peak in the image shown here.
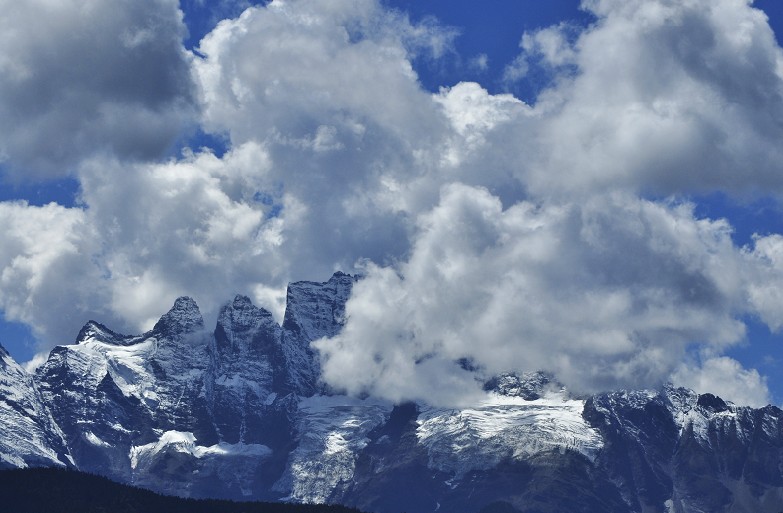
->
[214,294,281,355]
[1,342,71,469]
[217,295,277,333]
[696,392,731,414]
[0,343,23,376]
[152,296,204,338]
[661,382,699,412]
[278,271,357,397]
[283,271,357,340]
[74,320,126,345]
[483,371,558,400]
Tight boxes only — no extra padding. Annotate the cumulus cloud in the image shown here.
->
[744,234,783,331]
[0,0,195,178]
[1,0,783,407]
[191,0,464,275]
[520,24,578,69]
[524,0,783,197]
[0,202,104,343]
[194,0,454,146]
[77,143,294,331]
[672,356,770,407]
[502,55,529,85]
[0,0,458,344]
[0,143,287,343]
[503,23,578,87]
[316,185,757,404]
[310,0,783,405]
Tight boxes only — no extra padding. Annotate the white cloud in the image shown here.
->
[0,202,104,343]
[190,0,467,276]
[672,356,770,407]
[0,0,195,178]
[316,185,758,404]
[0,143,290,345]
[0,0,461,348]
[194,0,453,148]
[77,143,290,334]
[743,234,783,332]
[523,0,783,197]
[1,0,783,408]
[468,53,489,72]
[520,24,577,69]
[502,54,529,85]
[434,82,530,174]
[503,23,578,87]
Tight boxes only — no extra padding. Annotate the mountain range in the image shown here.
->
[2,272,783,513]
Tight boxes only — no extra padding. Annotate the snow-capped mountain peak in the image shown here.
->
[152,296,204,338]
[215,295,279,350]
[483,371,559,401]
[75,321,129,346]
[4,274,783,513]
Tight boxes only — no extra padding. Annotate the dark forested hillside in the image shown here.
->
[0,467,363,513]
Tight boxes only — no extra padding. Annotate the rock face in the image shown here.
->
[34,291,289,499]
[281,271,356,396]
[0,344,71,469]
[2,271,783,512]
[584,387,783,513]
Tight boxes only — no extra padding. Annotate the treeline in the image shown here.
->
[0,467,363,513]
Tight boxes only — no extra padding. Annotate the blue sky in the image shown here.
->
[2,0,783,407]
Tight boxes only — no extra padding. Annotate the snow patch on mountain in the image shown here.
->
[663,386,744,443]
[417,390,603,478]
[274,394,392,503]
[0,345,71,468]
[84,431,114,448]
[72,335,158,405]
[129,430,271,469]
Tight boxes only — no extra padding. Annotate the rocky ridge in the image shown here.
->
[1,271,783,513]
[0,345,71,469]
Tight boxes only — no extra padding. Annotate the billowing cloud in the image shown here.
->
[0,0,782,407]
[312,0,783,406]
[2,142,291,342]
[77,143,292,331]
[316,185,758,404]
[744,234,783,331]
[191,0,464,277]
[195,0,455,146]
[672,356,770,407]
[523,0,783,197]
[0,0,458,342]
[0,0,195,178]
[0,202,103,343]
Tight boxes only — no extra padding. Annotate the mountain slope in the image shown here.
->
[0,343,71,469]
[1,272,783,512]
[281,271,356,396]
[34,294,289,499]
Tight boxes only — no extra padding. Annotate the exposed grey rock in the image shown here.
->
[0,344,71,469]
[280,271,357,396]
[2,273,783,512]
